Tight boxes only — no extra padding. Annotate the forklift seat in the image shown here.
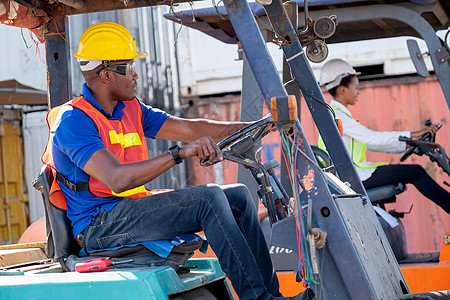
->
[33,165,204,272]
[366,183,407,209]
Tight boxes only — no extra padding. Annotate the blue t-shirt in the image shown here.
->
[51,83,169,238]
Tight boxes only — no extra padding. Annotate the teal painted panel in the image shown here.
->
[0,259,227,300]
[0,270,24,276]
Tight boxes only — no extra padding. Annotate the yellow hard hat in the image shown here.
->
[74,22,148,61]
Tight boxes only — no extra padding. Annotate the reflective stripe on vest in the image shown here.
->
[42,96,156,200]
[318,106,387,170]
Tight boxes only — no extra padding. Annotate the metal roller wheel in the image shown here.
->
[306,39,329,63]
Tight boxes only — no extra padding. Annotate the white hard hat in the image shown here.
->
[319,59,361,90]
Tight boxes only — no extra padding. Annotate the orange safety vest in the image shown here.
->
[42,96,160,209]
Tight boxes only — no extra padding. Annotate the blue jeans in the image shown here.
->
[81,184,281,300]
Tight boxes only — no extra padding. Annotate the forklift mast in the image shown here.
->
[222,0,407,298]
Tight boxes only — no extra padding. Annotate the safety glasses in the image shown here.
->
[96,60,135,77]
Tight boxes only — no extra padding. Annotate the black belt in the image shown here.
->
[56,172,89,193]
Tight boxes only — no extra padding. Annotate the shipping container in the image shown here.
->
[185,75,450,254]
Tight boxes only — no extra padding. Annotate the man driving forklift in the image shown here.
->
[42,21,314,300]
[318,58,450,214]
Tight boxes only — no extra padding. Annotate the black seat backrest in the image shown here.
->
[32,165,79,270]
[33,166,79,260]
[367,183,407,209]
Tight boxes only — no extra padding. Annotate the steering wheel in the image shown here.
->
[200,115,274,166]
[400,135,427,162]
[400,122,441,162]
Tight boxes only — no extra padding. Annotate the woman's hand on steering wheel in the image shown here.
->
[400,122,441,162]
[410,123,440,139]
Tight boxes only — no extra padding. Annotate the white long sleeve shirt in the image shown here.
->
[330,100,411,181]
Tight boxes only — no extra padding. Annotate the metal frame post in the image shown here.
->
[45,5,71,109]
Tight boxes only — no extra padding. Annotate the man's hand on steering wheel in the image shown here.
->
[179,136,223,164]
[199,115,274,167]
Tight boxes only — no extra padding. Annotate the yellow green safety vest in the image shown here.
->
[318,107,388,170]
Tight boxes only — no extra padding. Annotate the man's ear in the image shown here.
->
[98,69,112,84]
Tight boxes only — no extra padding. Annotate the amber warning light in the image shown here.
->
[271,95,298,125]
[335,118,343,136]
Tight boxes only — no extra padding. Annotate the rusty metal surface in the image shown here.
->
[56,0,199,15]
[0,80,47,106]
[0,0,199,42]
